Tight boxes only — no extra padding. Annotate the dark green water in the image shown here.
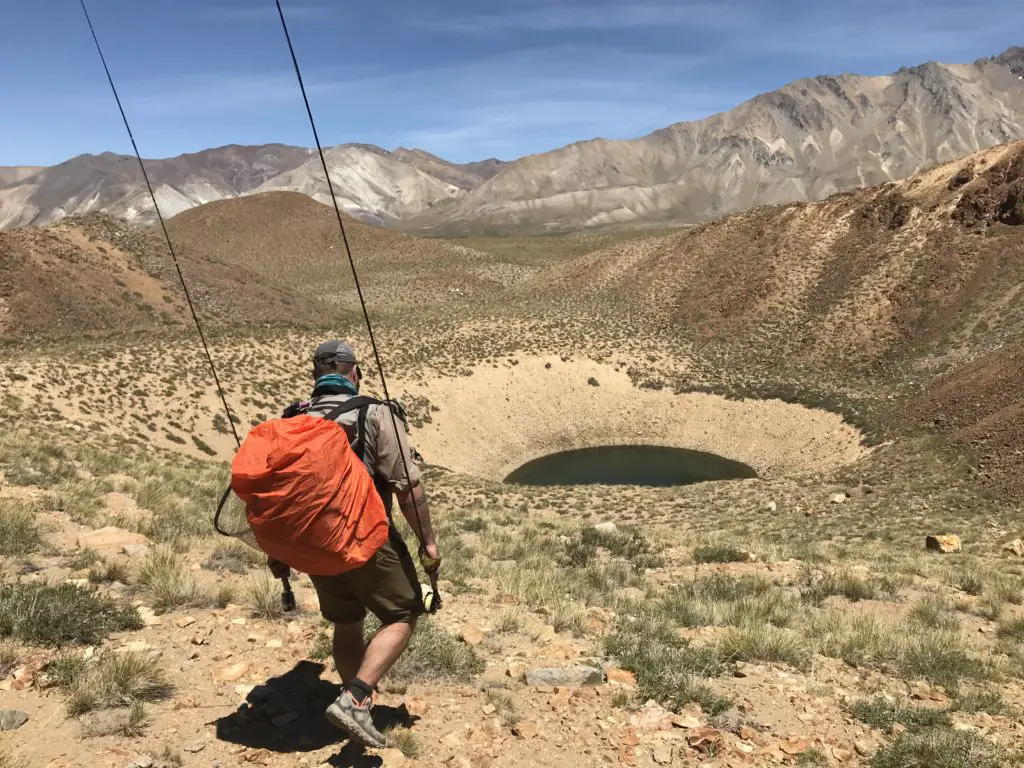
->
[504,445,759,488]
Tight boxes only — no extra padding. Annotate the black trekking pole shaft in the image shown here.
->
[78,0,294,609]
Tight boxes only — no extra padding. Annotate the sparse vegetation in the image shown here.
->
[136,545,210,613]
[0,499,44,555]
[0,582,142,646]
[62,651,172,717]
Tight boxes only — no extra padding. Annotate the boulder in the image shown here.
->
[0,710,28,731]
[925,534,962,554]
[524,666,603,687]
[1003,539,1024,558]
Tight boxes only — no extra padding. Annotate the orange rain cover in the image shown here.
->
[230,414,389,576]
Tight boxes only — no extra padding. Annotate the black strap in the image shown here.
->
[318,395,380,423]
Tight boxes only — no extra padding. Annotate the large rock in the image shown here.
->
[524,666,604,687]
[1003,538,1024,558]
[925,534,962,554]
[0,710,28,731]
[77,527,149,556]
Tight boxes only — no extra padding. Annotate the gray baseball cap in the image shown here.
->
[313,339,357,364]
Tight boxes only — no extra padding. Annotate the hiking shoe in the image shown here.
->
[325,690,387,748]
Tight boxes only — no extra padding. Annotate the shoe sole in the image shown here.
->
[325,701,387,749]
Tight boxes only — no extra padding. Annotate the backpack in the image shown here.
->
[228,398,390,576]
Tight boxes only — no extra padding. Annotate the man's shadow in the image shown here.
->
[211,660,415,766]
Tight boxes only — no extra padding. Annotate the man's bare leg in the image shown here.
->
[332,621,366,684]
[355,619,415,688]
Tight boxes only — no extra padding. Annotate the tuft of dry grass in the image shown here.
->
[64,651,173,717]
[0,499,44,556]
[244,571,283,620]
[136,545,209,613]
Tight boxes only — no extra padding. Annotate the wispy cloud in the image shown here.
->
[415,2,748,33]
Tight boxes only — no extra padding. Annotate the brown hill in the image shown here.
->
[528,140,1024,377]
[909,340,1024,501]
[0,211,334,342]
[160,191,510,309]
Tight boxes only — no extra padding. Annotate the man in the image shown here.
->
[269,339,441,748]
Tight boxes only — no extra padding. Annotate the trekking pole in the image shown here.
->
[276,0,441,612]
[79,0,296,611]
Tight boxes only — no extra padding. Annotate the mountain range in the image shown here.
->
[2,46,1022,235]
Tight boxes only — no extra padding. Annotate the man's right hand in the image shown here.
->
[419,542,442,576]
[267,557,291,579]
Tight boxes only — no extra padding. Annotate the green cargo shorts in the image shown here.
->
[308,530,424,626]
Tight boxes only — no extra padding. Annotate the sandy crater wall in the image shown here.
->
[400,356,870,482]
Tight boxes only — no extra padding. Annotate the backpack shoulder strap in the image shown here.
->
[320,395,381,423]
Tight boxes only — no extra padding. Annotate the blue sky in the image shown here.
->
[2,0,1022,166]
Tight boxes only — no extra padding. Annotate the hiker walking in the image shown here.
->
[258,339,441,748]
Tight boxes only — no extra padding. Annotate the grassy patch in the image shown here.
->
[202,541,265,574]
[136,545,209,613]
[485,687,520,726]
[870,729,1014,768]
[901,631,996,691]
[850,697,951,733]
[386,727,420,758]
[908,594,960,631]
[375,616,485,684]
[692,544,752,564]
[562,525,663,571]
[63,650,173,716]
[0,582,142,646]
[0,500,44,556]
[717,623,812,670]
[658,574,795,629]
[244,571,283,620]
[810,611,902,667]
[88,558,130,585]
[604,617,731,715]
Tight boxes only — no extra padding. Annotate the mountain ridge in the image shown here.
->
[2,46,1022,234]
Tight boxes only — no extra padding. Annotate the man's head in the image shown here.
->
[313,339,361,385]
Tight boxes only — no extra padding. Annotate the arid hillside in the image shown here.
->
[528,140,1024,379]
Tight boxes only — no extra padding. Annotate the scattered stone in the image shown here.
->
[121,543,149,558]
[271,711,299,727]
[214,663,250,683]
[832,745,854,762]
[137,607,162,627]
[0,710,28,731]
[606,668,637,687]
[126,757,154,768]
[830,493,848,504]
[524,666,603,687]
[266,639,283,649]
[512,722,537,739]
[738,725,760,741]
[77,527,149,556]
[651,746,673,766]
[779,737,812,755]
[118,640,157,655]
[482,704,497,716]
[671,714,703,729]
[231,618,247,626]
[379,748,408,766]
[854,740,872,757]
[593,522,618,534]
[183,742,206,753]
[461,626,485,645]
[630,703,673,732]
[926,534,962,553]
[176,616,196,628]
[766,501,777,512]
[1003,539,1024,558]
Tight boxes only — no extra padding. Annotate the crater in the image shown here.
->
[400,356,870,483]
[504,445,759,487]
